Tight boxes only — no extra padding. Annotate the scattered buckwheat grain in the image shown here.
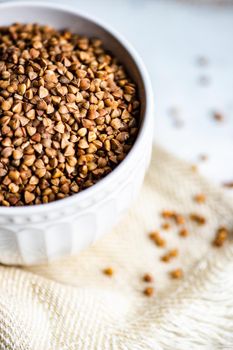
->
[161,249,179,263]
[170,268,183,279]
[161,210,185,225]
[194,193,206,204]
[179,228,189,237]
[143,273,153,283]
[149,231,166,247]
[161,222,171,230]
[213,227,229,247]
[213,111,224,122]
[103,267,114,277]
[143,287,154,297]
[190,213,206,225]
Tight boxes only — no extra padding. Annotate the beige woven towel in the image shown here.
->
[0,146,233,350]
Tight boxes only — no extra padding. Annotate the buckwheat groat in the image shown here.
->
[0,23,140,206]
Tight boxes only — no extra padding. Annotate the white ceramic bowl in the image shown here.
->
[0,1,154,265]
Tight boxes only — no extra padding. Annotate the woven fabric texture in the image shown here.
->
[0,146,232,350]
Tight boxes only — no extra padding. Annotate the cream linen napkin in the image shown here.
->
[0,146,233,350]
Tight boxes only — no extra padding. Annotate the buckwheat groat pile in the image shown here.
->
[0,23,139,206]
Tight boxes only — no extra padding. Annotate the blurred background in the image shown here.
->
[3,0,233,187]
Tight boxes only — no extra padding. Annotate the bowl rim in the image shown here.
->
[0,0,154,215]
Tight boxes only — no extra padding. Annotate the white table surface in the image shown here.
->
[4,0,233,187]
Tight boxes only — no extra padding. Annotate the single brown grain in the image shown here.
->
[103,267,114,277]
[213,227,229,247]
[170,268,183,279]
[179,228,189,237]
[143,287,154,297]
[194,193,206,204]
[143,273,154,283]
